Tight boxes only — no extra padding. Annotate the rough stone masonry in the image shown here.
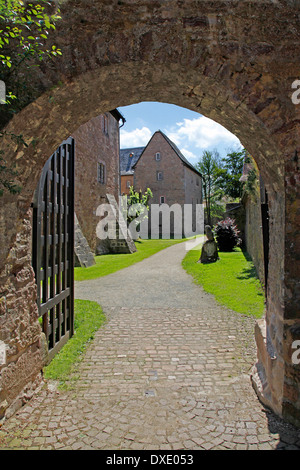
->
[0,0,299,426]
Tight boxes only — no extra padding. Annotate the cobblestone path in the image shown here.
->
[1,241,299,450]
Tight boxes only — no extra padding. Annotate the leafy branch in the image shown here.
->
[0,0,62,76]
[0,0,62,196]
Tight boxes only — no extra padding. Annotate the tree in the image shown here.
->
[195,150,222,226]
[0,0,62,196]
[215,148,246,200]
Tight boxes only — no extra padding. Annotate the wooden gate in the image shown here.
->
[32,138,75,363]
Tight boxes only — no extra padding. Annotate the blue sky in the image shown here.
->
[119,102,243,165]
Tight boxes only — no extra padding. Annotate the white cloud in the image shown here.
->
[177,116,240,149]
[180,148,197,161]
[120,126,152,148]
[119,116,242,164]
[164,116,241,161]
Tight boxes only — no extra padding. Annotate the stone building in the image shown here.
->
[131,130,202,237]
[73,110,125,254]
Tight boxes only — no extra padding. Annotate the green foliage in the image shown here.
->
[214,217,241,252]
[0,0,61,76]
[126,186,153,225]
[124,187,153,238]
[195,150,223,225]
[0,0,62,196]
[196,147,249,224]
[182,246,265,318]
[215,148,246,200]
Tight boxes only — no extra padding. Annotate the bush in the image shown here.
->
[214,218,241,252]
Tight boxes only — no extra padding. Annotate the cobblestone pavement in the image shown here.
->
[1,242,299,450]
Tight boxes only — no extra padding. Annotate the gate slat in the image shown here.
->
[32,138,75,361]
[57,146,62,342]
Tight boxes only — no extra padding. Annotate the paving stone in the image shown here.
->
[0,242,299,450]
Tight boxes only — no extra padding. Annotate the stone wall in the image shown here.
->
[134,131,202,237]
[243,195,265,287]
[0,0,299,426]
[225,197,265,286]
[74,214,96,268]
[73,113,121,254]
[282,156,300,427]
[134,131,186,206]
[0,211,44,421]
[184,166,202,206]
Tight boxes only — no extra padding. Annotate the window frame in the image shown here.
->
[103,115,108,135]
[157,170,163,181]
[97,162,106,184]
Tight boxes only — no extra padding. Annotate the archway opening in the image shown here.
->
[32,99,269,393]
[0,65,289,429]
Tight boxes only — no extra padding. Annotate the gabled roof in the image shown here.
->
[159,131,202,177]
[120,147,145,175]
[132,130,202,177]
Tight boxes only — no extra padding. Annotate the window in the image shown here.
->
[157,171,163,181]
[98,162,105,184]
[103,115,108,135]
[155,152,161,161]
[160,196,165,204]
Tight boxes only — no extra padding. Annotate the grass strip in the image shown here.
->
[43,299,106,389]
[182,246,265,318]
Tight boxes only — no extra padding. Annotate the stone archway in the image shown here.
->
[0,0,299,426]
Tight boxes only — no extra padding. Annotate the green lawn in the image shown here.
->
[43,299,106,389]
[74,238,188,281]
[182,245,265,318]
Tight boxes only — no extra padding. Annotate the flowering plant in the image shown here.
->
[214,218,241,251]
